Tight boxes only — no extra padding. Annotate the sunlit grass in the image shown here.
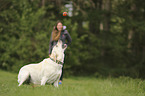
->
[0,70,145,96]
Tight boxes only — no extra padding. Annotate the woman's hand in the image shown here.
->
[64,44,67,48]
[63,44,67,50]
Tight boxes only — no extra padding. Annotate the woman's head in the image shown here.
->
[55,21,63,32]
[52,20,63,41]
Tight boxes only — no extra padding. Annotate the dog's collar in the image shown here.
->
[50,57,63,65]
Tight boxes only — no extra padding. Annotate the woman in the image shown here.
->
[49,20,72,84]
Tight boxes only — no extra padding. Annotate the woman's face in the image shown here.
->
[57,22,63,31]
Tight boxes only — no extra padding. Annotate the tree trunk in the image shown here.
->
[89,0,102,35]
[42,0,45,6]
[100,0,111,56]
[102,0,111,32]
[128,4,136,50]
[128,29,133,49]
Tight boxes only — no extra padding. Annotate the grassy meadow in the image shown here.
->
[0,70,145,96]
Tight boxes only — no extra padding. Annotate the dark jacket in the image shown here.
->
[49,30,72,54]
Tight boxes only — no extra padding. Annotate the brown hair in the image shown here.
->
[52,21,63,41]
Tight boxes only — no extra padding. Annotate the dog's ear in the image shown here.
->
[50,51,57,62]
[54,52,57,62]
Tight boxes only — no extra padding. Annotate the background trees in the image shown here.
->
[0,0,145,78]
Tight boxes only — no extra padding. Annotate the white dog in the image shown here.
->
[18,40,66,87]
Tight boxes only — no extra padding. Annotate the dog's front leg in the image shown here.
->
[41,76,48,85]
[53,74,61,87]
[53,81,58,87]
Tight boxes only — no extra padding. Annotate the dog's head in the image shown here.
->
[50,40,67,62]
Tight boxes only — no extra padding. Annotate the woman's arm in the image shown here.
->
[65,30,72,45]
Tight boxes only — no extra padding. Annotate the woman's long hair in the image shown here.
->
[52,21,63,41]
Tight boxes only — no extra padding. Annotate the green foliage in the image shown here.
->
[0,0,54,72]
[1,0,145,78]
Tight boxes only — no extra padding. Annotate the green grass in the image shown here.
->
[0,70,145,96]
